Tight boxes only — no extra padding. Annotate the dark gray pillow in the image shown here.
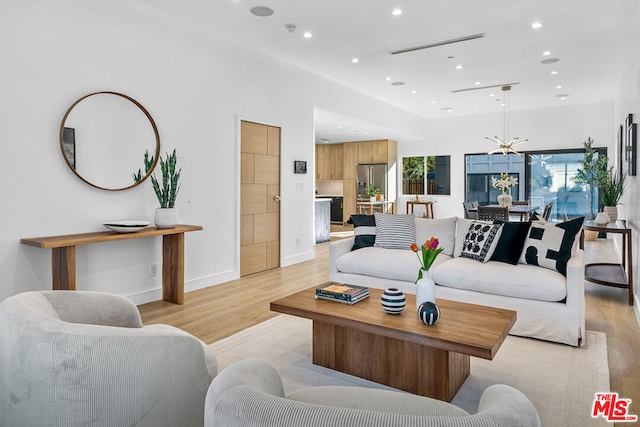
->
[347,215,376,250]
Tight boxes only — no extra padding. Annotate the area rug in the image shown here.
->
[211,314,610,427]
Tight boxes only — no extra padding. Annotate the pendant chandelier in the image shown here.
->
[485,85,528,156]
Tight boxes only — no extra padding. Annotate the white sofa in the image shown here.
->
[330,216,586,346]
[205,357,541,427]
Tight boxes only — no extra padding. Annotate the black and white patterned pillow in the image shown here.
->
[347,215,376,250]
[373,213,415,250]
[460,222,503,263]
[519,217,584,276]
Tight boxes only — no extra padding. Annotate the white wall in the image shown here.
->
[0,0,431,304]
[614,3,640,312]
[398,102,615,218]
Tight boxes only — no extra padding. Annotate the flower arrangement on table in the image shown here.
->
[411,237,444,283]
[491,172,518,195]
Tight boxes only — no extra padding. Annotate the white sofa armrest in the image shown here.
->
[565,249,586,345]
[329,237,354,277]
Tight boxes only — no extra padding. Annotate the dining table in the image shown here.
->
[469,204,540,221]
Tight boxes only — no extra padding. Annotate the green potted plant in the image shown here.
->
[132,150,155,183]
[572,137,608,220]
[600,168,625,222]
[151,149,181,228]
[364,184,381,203]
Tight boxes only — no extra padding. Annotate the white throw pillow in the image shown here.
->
[374,213,415,250]
[414,217,457,257]
[459,221,503,263]
[454,218,492,257]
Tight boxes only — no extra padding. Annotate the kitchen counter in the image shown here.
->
[314,199,331,243]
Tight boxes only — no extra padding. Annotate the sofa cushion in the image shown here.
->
[336,246,452,283]
[374,213,415,250]
[491,221,532,265]
[415,217,457,257]
[347,214,376,250]
[459,222,503,263]
[519,217,584,276]
[431,257,567,302]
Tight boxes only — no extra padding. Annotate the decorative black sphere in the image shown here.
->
[418,301,440,325]
[381,288,406,314]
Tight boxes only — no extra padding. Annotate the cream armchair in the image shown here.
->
[205,358,541,427]
[0,291,217,427]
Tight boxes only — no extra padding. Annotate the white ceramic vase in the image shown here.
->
[595,211,610,225]
[497,193,512,207]
[154,208,177,229]
[416,269,436,309]
[603,206,618,223]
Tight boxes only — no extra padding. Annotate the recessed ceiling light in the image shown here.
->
[543,51,552,56]
[392,8,403,16]
[489,93,495,97]
[336,126,342,129]
[411,90,417,94]
[531,22,542,29]
[351,58,359,63]
[432,100,437,104]
[250,6,274,17]
[385,76,392,81]
[363,132,368,135]
[303,32,312,38]
[551,70,558,75]
[456,65,464,70]
[556,85,563,89]
[474,81,481,85]
[391,81,405,86]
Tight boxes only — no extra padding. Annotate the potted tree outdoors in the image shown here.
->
[572,137,608,221]
[151,149,181,229]
[365,184,381,203]
[600,168,625,223]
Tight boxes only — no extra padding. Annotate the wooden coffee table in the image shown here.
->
[270,286,516,402]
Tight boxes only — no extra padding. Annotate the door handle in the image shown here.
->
[274,195,281,202]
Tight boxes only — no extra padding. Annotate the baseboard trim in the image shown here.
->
[127,269,238,305]
[281,251,314,267]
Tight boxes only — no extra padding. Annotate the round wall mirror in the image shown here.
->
[59,91,160,191]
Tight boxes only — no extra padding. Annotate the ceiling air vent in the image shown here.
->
[452,82,520,93]
[390,33,485,55]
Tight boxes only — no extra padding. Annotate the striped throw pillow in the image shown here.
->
[347,215,376,250]
[373,213,416,250]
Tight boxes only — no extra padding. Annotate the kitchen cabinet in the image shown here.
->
[357,140,389,164]
[331,197,343,223]
[316,143,344,180]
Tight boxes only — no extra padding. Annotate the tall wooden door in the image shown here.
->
[240,121,280,276]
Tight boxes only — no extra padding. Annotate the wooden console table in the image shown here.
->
[407,201,434,218]
[20,224,202,305]
[580,220,633,306]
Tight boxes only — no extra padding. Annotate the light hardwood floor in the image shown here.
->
[139,227,640,421]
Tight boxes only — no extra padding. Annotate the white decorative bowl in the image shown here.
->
[103,220,151,233]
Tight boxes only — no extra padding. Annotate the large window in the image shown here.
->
[402,155,450,196]
[465,147,606,221]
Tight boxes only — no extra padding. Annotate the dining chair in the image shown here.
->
[476,205,509,222]
[463,201,479,220]
[542,202,554,221]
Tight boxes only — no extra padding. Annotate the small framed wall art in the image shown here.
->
[294,160,307,174]
[626,114,637,176]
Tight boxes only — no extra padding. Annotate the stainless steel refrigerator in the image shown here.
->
[356,164,387,202]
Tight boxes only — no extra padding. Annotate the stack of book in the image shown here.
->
[315,282,369,305]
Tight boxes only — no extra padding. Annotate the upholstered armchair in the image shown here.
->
[205,358,541,427]
[0,291,217,427]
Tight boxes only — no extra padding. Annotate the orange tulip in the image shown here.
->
[411,243,419,252]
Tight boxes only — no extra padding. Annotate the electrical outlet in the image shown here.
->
[149,264,158,277]
[296,237,301,247]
